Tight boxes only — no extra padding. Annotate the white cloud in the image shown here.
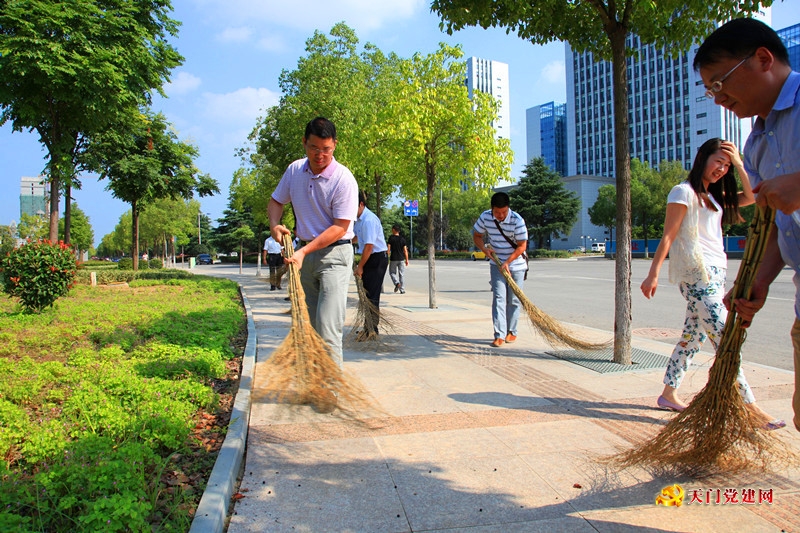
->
[200,87,281,126]
[256,35,286,52]
[165,71,202,95]
[197,0,425,33]
[541,61,566,84]
[216,26,253,43]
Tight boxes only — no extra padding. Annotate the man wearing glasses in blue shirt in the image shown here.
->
[695,17,800,432]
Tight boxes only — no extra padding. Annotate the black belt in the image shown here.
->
[371,251,387,256]
[300,239,351,248]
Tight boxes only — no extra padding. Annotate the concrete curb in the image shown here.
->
[188,285,256,533]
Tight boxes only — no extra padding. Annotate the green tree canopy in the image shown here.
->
[0,225,16,257]
[58,203,93,257]
[509,158,580,249]
[16,213,47,242]
[0,0,183,242]
[392,43,512,307]
[589,184,617,241]
[138,198,200,260]
[241,23,407,219]
[432,0,772,363]
[212,206,259,257]
[84,110,218,269]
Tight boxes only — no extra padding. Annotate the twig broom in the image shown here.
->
[346,274,399,345]
[615,205,796,476]
[253,234,376,416]
[491,253,610,351]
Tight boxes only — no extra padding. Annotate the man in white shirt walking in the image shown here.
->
[354,190,389,338]
[262,235,284,290]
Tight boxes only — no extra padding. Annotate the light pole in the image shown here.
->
[439,188,443,251]
[580,235,591,253]
[198,213,202,245]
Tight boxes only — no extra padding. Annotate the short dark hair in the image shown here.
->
[391,224,401,232]
[490,192,510,209]
[358,189,368,206]
[304,117,337,140]
[694,18,789,71]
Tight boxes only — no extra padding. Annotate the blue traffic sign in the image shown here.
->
[404,200,418,217]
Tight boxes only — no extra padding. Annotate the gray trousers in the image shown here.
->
[389,260,405,288]
[300,243,353,366]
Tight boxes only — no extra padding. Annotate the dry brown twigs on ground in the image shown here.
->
[253,235,381,420]
[490,253,610,351]
[614,206,797,477]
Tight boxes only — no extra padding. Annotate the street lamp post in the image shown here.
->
[198,213,202,245]
[580,235,591,253]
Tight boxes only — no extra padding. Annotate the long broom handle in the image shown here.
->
[281,233,311,390]
[488,249,609,350]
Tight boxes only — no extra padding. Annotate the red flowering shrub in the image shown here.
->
[0,240,77,313]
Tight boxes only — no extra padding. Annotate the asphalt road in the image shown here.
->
[399,256,797,372]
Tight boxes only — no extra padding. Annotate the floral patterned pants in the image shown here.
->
[663,265,755,403]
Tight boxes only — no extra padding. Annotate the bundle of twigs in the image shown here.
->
[346,274,398,345]
[253,234,376,417]
[491,253,610,351]
[615,205,795,476]
[348,275,381,343]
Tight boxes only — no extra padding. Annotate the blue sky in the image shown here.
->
[2,1,800,246]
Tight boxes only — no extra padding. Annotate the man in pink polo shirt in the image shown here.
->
[268,117,358,370]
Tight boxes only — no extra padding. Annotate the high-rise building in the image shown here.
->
[777,22,800,71]
[466,57,510,141]
[526,101,568,175]
[565,37,751,179]
[19,176,47,219]
[557,11,781,250]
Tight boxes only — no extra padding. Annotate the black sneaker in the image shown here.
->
[394,283,400,293]
[399,288,405,294]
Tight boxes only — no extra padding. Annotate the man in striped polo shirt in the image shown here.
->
[472,192,529,347]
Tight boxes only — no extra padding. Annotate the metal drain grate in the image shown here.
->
[545,347,670,374]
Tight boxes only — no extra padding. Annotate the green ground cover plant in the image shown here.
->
[0,276,245,532]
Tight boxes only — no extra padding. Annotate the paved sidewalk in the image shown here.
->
[213,268,800,532]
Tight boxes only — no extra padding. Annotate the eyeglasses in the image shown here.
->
[705,54,753,99]
[305,145,334,155]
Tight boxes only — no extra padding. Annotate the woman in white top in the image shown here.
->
[641,138,783,429]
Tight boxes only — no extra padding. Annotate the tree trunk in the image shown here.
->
[373,171,383,219]
[132,200,140,271]
[425,151,437,309]
[610,27,632,365]
[64,183,72,244]
[48,173,60,243]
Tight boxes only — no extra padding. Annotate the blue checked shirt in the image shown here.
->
[744,70,800,318]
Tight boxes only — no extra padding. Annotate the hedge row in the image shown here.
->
[74,269,196,285]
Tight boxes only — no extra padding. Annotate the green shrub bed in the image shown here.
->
[74,269,196,286]
[0,276,245,532]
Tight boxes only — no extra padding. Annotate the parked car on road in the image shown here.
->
[568,246,585,253]
[591,242,606,253]
[469,247,491,261]
[196,253,213,265]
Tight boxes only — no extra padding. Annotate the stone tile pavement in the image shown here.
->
[192,267,800,533]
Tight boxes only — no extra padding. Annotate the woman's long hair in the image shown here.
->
[687,138,743,225]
